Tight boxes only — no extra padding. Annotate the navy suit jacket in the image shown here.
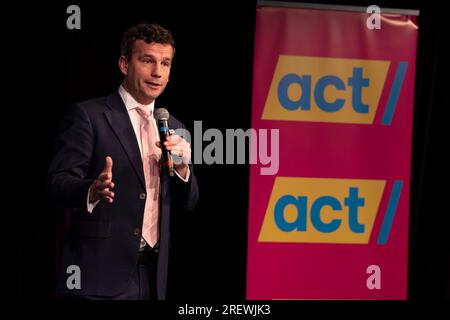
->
[48,91,199,299]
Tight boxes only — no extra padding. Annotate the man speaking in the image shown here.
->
[48,23,199,300]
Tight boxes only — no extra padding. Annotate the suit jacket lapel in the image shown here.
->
[104,92,146,189]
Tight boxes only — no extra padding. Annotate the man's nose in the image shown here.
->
[151,63,162,77]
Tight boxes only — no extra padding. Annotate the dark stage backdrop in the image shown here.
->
[8,0,448,300]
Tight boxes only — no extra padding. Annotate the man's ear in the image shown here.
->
[118,56,128,75]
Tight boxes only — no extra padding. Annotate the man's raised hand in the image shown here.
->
[89,156,115,203]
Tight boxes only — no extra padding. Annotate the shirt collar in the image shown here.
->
[118,85,155,113]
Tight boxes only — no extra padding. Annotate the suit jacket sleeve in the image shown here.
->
[47,103,95,208]
[171,162,199,213]
[169,122,199,214]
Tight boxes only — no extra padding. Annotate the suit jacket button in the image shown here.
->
[139,192,146,200]
[133,228,140,236]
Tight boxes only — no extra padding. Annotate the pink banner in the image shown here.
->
[247,5,418,299]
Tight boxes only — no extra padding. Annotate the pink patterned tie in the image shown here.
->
[136,106,161,248]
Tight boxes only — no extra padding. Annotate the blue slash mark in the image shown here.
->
[382,62,408,126]
[377,180,403,245]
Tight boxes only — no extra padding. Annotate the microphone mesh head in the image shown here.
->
[154,108,170,121]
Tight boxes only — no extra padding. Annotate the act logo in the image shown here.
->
[258,177,403,244]
[262,56,407,125]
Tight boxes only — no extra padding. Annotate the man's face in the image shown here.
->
[119,40,173,105]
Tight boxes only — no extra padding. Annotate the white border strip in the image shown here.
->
[257,1,420,16]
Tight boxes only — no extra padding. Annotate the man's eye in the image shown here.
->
[143,59,153,64]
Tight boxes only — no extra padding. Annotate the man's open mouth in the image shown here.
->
[145,81,161,87]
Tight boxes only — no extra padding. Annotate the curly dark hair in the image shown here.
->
[120,23,175,61]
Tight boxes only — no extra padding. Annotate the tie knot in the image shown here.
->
[136,105,152,120]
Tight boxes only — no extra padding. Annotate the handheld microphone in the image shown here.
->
[154,108,174,177]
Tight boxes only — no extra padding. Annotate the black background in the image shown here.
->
[8,0,448,302]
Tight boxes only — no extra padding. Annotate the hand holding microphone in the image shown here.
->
[154,108,191,178]
[163,134,191,178]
